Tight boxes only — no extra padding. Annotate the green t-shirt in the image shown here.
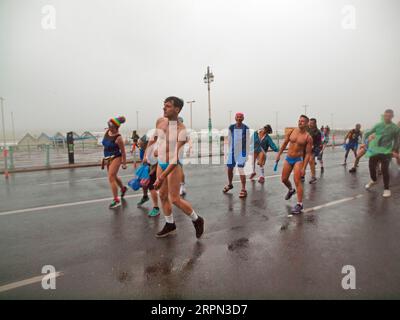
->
[365,122,400,157]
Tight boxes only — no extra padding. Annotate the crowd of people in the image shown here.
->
[100,98,400,238]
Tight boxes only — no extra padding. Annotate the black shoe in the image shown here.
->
[121,186,128,198]
[309,177,317,184]
[137,195,150,207]
[321,167,324,173]
[291,203,304,215]
[285,189,296,200]
[349,167,356,173]
[301,176,305,182]
[156,223,176,238]
[192,216,204,239]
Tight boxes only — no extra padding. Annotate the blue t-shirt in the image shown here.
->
[229,123,249,158]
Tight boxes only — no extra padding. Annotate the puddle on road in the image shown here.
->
[228,237,249,251]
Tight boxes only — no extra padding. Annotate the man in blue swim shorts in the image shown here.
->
[276,115,313,215]
[223,112,250,199]
[143,97,204,239]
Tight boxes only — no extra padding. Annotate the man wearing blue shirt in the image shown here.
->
[223,112,250,198]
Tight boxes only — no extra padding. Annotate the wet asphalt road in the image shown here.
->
[0,148,400,299]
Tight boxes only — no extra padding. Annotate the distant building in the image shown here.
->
[37,133,52,146]
[80,131,98,146]
[17,133,38,150]
[52,132,66,147]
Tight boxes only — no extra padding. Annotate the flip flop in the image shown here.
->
[239,189,247,198]
[223,184,234,193]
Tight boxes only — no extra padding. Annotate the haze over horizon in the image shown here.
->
[1,0,399,140]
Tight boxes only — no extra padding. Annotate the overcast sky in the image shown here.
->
[0,0,399,138]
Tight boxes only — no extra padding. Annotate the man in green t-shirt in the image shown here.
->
[364,109,400,197]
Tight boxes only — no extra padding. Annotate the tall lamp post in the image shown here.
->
[136,110,139,133]
[275,111,279,146]
[186,100,195,130]
[1,97,9,178]
[203,66,214,155]
[11,111,16,144]
[302,104,309,116]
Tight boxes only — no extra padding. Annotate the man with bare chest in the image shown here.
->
[144,97,204,238]
[275,115,313,214]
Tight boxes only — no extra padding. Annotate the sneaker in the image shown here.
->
[301,176,305,182]
[285,189,296,200]
[192,216,204,239]
[120,186,128,198]
[383,189,391,198]
[349,167,356,173]
[365,180,377,190]
[148,207,160,217]
[156,223,177,238]
[291,203,304,215]
[309,177,317,184]
[342,162,347,166]
[249,172,257,180]
[258,176,265,183]
[137,195,149,207]
[180,184,186,196]
[109,199,121,209]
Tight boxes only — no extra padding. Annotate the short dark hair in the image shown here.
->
[264,124,273,134]
[384,109,394,115]
[300,114,309,121]
[164,96,184,111]
[310,118,317,122]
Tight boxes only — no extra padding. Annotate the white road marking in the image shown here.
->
[0,194,142,217]
[287,194,364,217]
[38,174,133,186]
[303,194,364,213]
[0,272,63,293]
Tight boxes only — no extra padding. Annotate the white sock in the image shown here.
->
[297,202,303,206]
[259,165,265,177]
[189,210,198,221]
[165,214,174,224]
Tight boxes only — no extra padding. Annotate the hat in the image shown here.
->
[109,116,126,128]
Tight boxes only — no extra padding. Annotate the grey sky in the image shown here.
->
[1,0,399,138]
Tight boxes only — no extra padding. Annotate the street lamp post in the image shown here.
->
[186,100,195,130]
[275,111,279,145]
[303,104,308,116]
[11,111,16,144]
[136,110,139,133]
[331,113,335,149]
[1,97,9,178]
[203,66,214,156]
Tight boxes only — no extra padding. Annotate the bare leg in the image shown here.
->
[115,176,124,189]
[310,157,316,178]
[168,165,193,216]
[281,160,293,190]
[157,165,172,217]
[107,158,121,199]
[238,167,246,191]
[293,162,303,203]
[227,167,234,185]
[150,189,158,207]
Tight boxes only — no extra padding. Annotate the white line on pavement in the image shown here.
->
[303,194,364,213]
[0,194,142,217]
[38,174,134,186]
[0,272,63,293]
